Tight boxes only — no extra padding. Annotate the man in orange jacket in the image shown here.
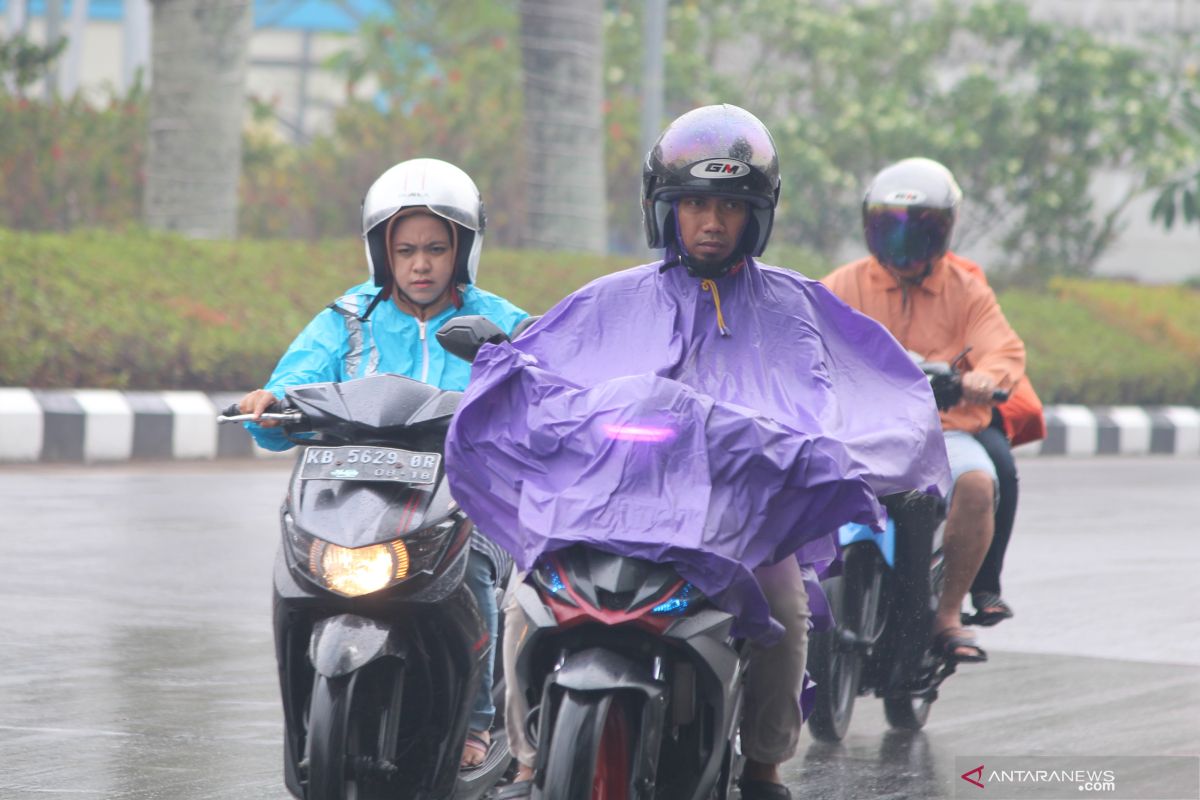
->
[823,158,1026,662]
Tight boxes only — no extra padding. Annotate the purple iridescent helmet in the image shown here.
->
[862,158,962,270]
[642,104,781,259]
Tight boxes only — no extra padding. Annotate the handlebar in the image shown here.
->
[216,402,305,425]
[922,367,1009,411]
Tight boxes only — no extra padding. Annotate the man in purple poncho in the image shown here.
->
[446,105,949,799]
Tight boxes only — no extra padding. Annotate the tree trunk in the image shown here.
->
[143,0,251,239]
[519,0,607,253]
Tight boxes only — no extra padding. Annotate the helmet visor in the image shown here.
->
[864,204,954,269]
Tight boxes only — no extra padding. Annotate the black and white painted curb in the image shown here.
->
[1,388,1198,463]
[0,388,285,463]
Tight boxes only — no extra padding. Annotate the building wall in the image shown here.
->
[0,10,369,141]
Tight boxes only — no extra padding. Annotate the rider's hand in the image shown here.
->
[238,389,282,427]
[960,371,997,405]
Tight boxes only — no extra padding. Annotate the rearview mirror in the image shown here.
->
[436,316,509,363]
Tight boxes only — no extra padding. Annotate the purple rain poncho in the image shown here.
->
[446,258,949,642]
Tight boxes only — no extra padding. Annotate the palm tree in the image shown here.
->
[519,0,607,252]
[143,0,252,239]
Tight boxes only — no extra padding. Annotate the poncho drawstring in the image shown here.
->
[700,279,731,337]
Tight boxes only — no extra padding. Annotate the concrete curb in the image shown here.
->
[1,388,1198,463]
[0,388,289,463]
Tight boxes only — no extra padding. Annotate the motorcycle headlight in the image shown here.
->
[284,514,463,598]
[308,540,410,597]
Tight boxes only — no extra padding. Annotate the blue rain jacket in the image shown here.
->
[246,281,528,451]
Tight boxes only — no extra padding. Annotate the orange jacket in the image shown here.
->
[945,253,1046,446]
[821,254,1026,435]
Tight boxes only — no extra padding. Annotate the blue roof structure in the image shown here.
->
[1,0,390,32]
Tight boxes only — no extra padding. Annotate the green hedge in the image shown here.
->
[3,228,1198,404]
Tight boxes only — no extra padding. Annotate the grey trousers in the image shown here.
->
[502,556,810,767]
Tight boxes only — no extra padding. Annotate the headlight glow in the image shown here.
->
[283,512,462,597]
[309,540,411,597]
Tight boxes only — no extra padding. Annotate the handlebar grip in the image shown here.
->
[992,389,1010,403]
[221,402,241,417]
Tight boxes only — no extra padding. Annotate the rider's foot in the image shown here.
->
[460,729,490,769]
[738,760,792,798]
[932,625,988,662]
[488,763,535,798]
[966,591,1014,627]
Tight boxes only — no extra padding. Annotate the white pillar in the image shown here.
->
[60,0,90,96]
[5,0,27,34]
[123,0,151,90]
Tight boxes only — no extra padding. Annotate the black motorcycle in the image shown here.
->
[437,317,752,800]
[805,352,1006,742]
[219,373,512,800]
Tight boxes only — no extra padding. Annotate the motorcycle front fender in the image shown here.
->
[308,614,407,678]
[837,517,896,567]
[539,648,668,794]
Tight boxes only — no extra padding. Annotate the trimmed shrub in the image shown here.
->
[4,228,1198,404]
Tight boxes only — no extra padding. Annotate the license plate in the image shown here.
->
[299,446,441,484]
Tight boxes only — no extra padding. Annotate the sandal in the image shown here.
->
[932,627,987,663]
[737,777,793,799]
[460,729,490,770]
[963,592,1014,627]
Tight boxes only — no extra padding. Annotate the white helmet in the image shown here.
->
[361,158,486,287]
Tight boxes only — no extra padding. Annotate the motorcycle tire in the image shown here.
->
[456,676,514,800]
[883,519,945,732]
[807,543,883,742]
[882,689,934,730]
[542,690,633,800]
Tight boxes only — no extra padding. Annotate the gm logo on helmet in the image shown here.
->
[884,189,926,205]
[690,159,750,179]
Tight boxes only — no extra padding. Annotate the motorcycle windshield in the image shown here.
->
[287,373,461,433]
[446,260,949,641]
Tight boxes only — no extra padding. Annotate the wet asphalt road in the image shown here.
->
[1,457,1197,799]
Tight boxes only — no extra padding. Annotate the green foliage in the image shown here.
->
[0,33,67,94]
[1149,81,1200,231]
[0,228,621,390]
[631,0,1200,283]
[999,280,1200,405]
[0,89,147,231]
[4,229,1200,406]
[241,0,525,244]
[0,32,144,232]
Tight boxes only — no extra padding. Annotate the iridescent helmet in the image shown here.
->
[361,158,486,287]
[642,104,780,273]
[862,158,961,270]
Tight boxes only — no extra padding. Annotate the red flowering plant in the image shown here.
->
[0,34,146,232]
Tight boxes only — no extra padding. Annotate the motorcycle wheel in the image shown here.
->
[456,676,514,800]
[306,672,354,799]
[807,542,883,743]
[883,690,933,730]
[883,525,945,732]
[543,690,632,800]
